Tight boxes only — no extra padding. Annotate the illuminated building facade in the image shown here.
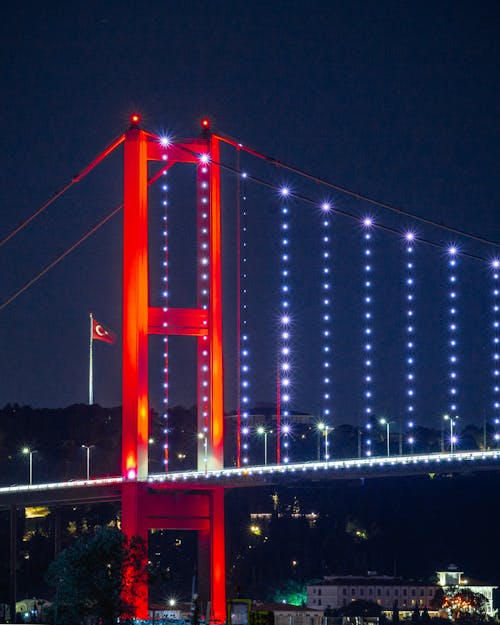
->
[307,569,497,617]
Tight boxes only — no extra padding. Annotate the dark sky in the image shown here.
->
[0,2,499,439]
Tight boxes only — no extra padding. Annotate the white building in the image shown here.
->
[307,574,437,612]
[307,568,497,617]
[436,566,496,617]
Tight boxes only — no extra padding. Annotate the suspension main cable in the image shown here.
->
[172,139,497,261]
[0,134,125,249]
[213,132,500,250]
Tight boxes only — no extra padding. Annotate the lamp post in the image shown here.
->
[198,432,208,472]
[324,424,330,460]
[316,422,324,460]
[379,418,391,456]
[22,448,37,485]
[441,415,447,452]
[444,415,458,453]
[257,426,268,465]
[317,422,330,461]
[81,444,95,480]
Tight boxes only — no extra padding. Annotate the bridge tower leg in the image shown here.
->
[121,120,226,622]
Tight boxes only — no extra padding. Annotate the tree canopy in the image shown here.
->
[45,525,146,625]
[442,588,488,621]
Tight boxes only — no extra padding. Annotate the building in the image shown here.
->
[436,566,496,618]
[307,568,497,617]
[307,574,437,613]
[253,602,324,625]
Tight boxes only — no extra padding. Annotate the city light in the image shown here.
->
[22,447,37,485]
[316,421,331,460]
[379,418,392,456]
[81,444,95,481]
[257,426,269,465]
[444,415,459,453]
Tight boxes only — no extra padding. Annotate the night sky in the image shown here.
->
[0,2,499,437]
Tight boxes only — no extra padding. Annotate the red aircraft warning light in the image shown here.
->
[130,113,141,127]
[201,117,210,129]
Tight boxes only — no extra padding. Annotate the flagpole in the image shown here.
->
[89,312,94,405]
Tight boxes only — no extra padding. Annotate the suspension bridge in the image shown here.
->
[1,115,499,622]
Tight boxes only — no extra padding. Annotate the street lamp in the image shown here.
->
[316,422,325,460]
[22,447,37,485]
[316,422,330,461]
[198,432,208,472]
[257,426,268,465]
[379,418,391,456]
[407,435,415,454]
[444,415,458,453]
[81,444,95,480]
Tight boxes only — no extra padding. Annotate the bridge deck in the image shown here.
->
[0,450,498,509]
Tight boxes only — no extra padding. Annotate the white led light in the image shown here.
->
[447,248,460,425]
[404,237,416,444]
[278,191,293,464]
[492,262,500,442]
[362,219,375,449]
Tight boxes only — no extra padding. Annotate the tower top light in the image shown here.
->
[201,117,210,129]
[130,113,141,128]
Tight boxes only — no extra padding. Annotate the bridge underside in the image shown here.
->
[121,483,225,619]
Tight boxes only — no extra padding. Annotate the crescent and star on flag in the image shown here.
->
[91,317,116,344]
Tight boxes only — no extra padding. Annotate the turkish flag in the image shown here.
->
[92,318,116,344]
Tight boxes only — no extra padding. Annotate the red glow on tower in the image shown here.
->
[121,122,226,622]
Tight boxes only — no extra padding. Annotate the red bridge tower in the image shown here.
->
[120,116,226,621]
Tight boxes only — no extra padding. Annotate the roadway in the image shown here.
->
[0,449,498,509]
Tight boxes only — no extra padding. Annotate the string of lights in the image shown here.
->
[198,158,211,455]
[362,218,375,456]
[320,203,333,444]
[160,171,170,470]
[447,246,460,445]
[491,260,500,447]
[189,149,498,264]
[239,166,251,465]
[278,187,292,464]
[404,232,417,449]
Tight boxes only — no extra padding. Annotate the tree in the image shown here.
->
[335,600,383,617]
[45,526,146,625]
[442,588,488,621]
